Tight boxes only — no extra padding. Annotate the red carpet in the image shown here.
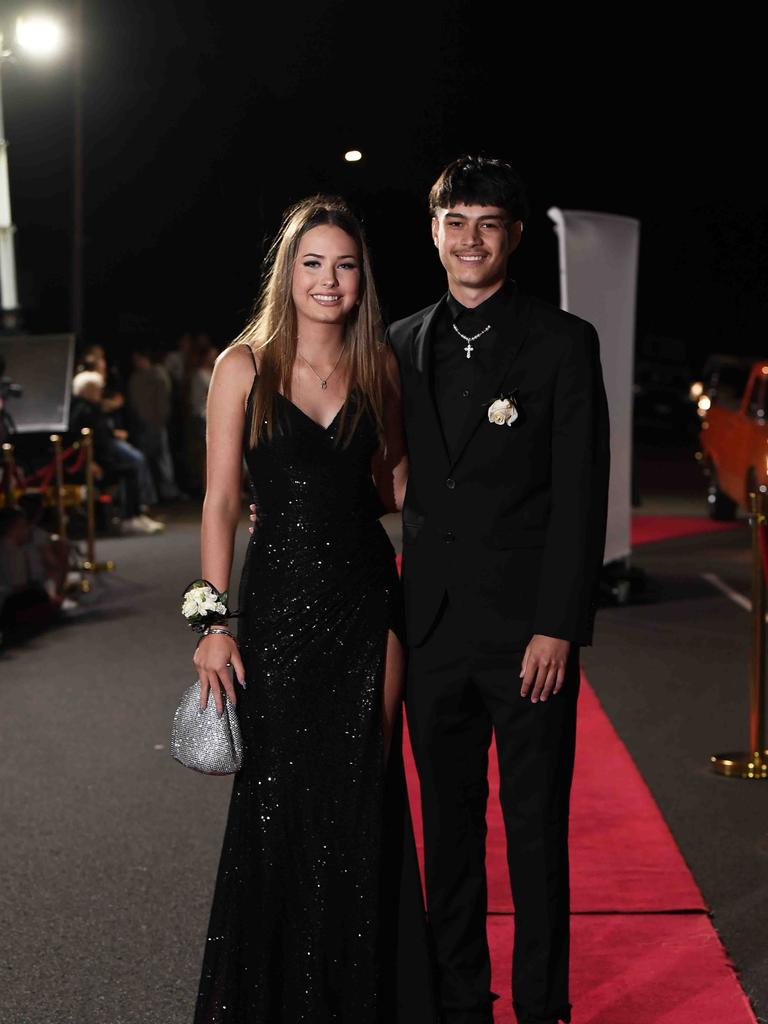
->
[631,514,742,546]
[402,678,755,1021]
[489,916,757,1024]
[404,678,704,912]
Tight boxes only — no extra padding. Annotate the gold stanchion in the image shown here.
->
[1,442,16,506]
[711,490,768,779]
[79,427,116,577]
[49,434,68,540]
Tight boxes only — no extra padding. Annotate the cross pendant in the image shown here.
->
[464,341,474,360]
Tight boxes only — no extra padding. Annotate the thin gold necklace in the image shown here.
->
[297,345,346,389]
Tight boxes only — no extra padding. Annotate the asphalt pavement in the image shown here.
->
[1,482,765,1023]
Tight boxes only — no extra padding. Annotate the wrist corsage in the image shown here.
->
[181,578,237,632]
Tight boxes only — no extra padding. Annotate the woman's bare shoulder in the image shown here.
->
[212,344,259,396]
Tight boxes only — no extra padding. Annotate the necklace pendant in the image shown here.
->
[321,380,328,390]
[452,321,491,355]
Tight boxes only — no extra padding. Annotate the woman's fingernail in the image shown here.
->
[239,677,246,689]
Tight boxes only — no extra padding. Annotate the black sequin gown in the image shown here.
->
[193,373,435,1024]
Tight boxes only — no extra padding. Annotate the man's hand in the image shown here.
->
[102,393,125,412]
[519,634,571,703]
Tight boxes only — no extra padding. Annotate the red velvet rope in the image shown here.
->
[63,446,86,474]
[6,443,82,488]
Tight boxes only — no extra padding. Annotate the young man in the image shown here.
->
[388,156,610,1024]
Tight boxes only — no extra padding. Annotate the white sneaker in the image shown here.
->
[121,515,156,535]
[138,513,165,532]
[60,597,79,612]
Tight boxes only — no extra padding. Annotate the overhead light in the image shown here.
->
[15,15,65,59]
[344,150,362,163]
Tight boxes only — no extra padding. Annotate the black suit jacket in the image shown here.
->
[389,288,610,649]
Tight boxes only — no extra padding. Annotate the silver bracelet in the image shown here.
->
[199,626,237,642]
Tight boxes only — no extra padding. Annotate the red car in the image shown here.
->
[698,359,768,519]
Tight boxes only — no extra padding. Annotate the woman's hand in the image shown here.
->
[193,634,246,715]
[248,503,258,534]
[371,347,408,512]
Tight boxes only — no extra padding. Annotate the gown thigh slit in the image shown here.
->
[193,381,432,1024]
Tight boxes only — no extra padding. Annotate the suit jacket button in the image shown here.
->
[444,531,455,543]
[445,477,456,490]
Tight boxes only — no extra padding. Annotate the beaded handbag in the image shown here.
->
[170,679,244,775]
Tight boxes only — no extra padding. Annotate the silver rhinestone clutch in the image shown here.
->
[170,680,244,775]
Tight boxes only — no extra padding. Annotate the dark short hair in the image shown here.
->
[429,155,529,222]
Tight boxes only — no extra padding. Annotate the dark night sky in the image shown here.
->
[1,1,765,373]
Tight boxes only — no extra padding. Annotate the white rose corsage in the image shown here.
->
[487,392,519,427]
[181,578,233,632]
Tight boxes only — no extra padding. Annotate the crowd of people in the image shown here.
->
[0,330,219,643]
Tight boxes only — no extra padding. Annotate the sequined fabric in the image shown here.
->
[193,390,415,1023]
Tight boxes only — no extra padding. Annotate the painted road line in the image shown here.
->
[701,572,757,615]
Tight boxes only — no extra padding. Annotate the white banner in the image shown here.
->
[547,208,640,564]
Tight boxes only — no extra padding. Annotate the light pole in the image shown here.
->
[0,33,19,329]
[0,14,65,331]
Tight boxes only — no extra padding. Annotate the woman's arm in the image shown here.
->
[194,345,253,712]
[371,346,409,514]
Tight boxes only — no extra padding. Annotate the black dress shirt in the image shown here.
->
[432,280,517,456]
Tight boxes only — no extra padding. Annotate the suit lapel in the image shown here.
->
[448,291,533,471]
[412,296,446,374]
[412,297,451,467]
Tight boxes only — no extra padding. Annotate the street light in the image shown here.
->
[0,13,66,329]
[15,15,66,59]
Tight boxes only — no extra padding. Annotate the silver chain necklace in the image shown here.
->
[297,346,346,389]
[452,322,491,359]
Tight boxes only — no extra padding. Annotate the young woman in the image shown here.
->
[191,196,434,1023]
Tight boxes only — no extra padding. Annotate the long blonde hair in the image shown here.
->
[229,195,385,449]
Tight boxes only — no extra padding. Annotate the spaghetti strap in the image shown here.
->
[245,344,258,375]
[242,345,259,421]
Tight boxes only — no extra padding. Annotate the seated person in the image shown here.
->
[0,507,61,634]
[17,492,78,610]
[69,371,164,535]
[78,344,127,421]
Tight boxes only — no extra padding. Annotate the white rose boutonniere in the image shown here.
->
[488,394,519,427]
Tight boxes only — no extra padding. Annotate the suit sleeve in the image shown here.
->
[531,322,610,646]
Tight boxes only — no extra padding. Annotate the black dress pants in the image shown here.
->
[406,597,579,1024]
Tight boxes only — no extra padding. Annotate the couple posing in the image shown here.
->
[190,156,610,1024]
